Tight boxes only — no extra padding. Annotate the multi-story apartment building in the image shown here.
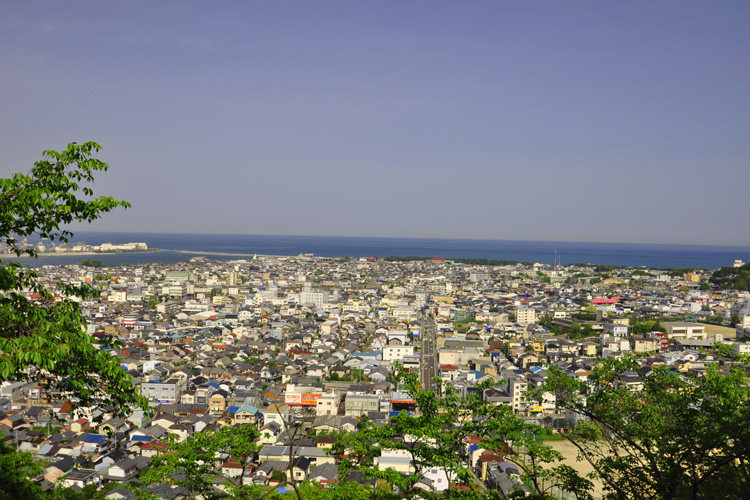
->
[299,283,329,308]
[315,393,341,417]
[507,377,528,413]
[383,345,414,363]
[604,322,628,337]
[515,307,536,326]
[109,289,128,303]
[141,377,186,403]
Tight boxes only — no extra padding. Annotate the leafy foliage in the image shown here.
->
[0,142,145,418]
[710,263,750,291]
[79,259,102,267]
[543,355,750,499]
[629,320,666,335]
[329,368,593,500]
[0,142,129,255]
[0,440,46,500]
[571,313,597,322]
[138,424,260,499]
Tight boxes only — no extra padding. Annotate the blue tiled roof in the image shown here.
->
[84,434,107,444]
[390,411,411,417]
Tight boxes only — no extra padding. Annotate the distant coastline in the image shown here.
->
[5,232,750,269]
[3,249,162,259]
[171,250,279,258]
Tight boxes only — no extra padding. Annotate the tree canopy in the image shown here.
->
[0,142,145,418]
[324,368,592,500]
[710,263,750,291]
[542,354,750,499]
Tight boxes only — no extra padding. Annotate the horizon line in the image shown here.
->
[67,230,750,249]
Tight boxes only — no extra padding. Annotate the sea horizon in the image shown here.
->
[67,230,750,249]
[5,231,750,270]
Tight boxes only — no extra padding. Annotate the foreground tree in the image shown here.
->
[139,369,591,500]
[543,354,750,499]
[330,368,593,500]
[0,141,145,416]
[0,440,46,500]
[136,410,397,500]
[138,424,261,499]
[0,142,147,499]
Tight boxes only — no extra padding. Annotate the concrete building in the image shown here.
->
[507,377,527,413]
[515,307,536,326]
[315,392,341,417]
[344,394,381,417]
[604,322,628,337]
[664,322,706,340]
[140,377,186,403]
[299,283,329,308]
[383,345,414,363]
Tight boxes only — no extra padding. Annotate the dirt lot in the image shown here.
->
[544,440,606,499]
[698,322,737,339]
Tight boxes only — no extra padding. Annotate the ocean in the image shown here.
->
[4,232,750,270]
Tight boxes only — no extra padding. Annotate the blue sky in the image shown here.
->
[2,1,749,245]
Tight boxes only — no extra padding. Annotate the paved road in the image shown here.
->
[420,313,438,394]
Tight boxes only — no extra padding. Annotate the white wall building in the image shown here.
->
[604,322,628,337]
[299,283,329,308]
[383,345,415,363]
[515,307,536,326]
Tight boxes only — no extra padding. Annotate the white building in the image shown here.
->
[604,322,628,337]
[161,282,187,298]
[109,289,128,303]
[315,393,341,417]
[507,377,527,413]
[299,283,329,308]
[515,307,536,326]
[383,345,415,363]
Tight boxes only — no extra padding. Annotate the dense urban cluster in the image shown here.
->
[2,254,750,499]
[0,240,150,255]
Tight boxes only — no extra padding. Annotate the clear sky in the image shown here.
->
[2,1,749,245]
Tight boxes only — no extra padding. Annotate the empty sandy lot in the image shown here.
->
[698,322,737,339]
[544,440,606,499]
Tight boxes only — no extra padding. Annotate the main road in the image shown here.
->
[420,311,438,394]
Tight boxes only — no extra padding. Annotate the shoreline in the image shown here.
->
[0,247,739,270]
[1,244,744,270]
[1,249,164,259]
[170,249,276,258]
[0,248,296,261]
